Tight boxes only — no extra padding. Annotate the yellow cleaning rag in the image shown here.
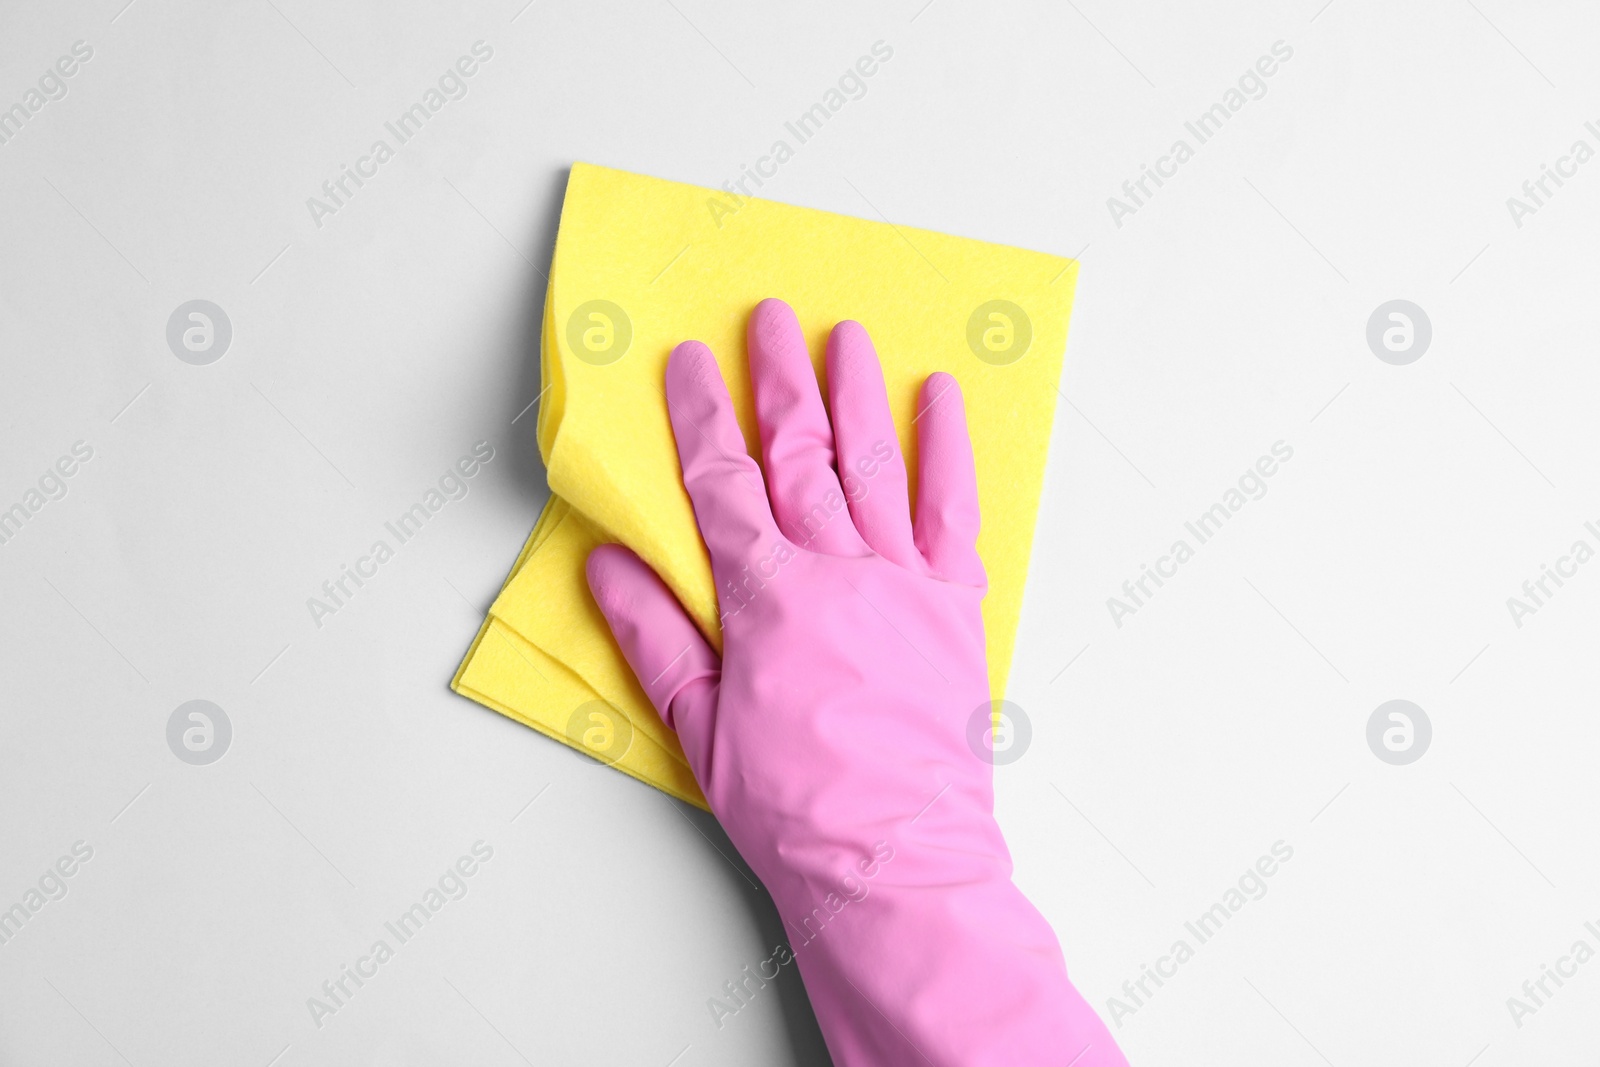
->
[453,163,1078,810]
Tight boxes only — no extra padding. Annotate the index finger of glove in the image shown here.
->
[665,340,786,577]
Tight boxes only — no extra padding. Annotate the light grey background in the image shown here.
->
[2,1,1597,1064]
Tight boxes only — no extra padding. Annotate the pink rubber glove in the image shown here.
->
[586,299,1126,1067]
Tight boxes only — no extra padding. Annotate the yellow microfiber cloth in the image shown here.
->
[453,163,1078,810]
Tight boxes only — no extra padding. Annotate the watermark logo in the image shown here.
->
[167,700,231,765]
[0,40,95,149]
[0,439,94,549]
[1365,300,1430,365]
[705,41,895,229]
[305,41,494,230]
[708,840,896,1030]
[306,841,494,1029]
[566,300,632,366]
[1106,40,1294,229]
[1366,699,1430,765]
[1505,919,1600,1030]
[0,841,94,949]
[1108,840,1294,1028]
[166,300,232,365]
[306,442,496,630]
[1505,120,1600,230]
[1108,441,1295,628]
[967,699,1031,765]
[565,700,633,766]
[1504,520,1600,629]
[966,300,1031,366]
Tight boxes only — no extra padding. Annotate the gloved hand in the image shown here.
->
[586,298,1127,1067]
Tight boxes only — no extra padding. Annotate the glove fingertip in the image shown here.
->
[585,543,635,611]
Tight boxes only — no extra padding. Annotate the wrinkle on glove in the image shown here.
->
[452,163,1078,809]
